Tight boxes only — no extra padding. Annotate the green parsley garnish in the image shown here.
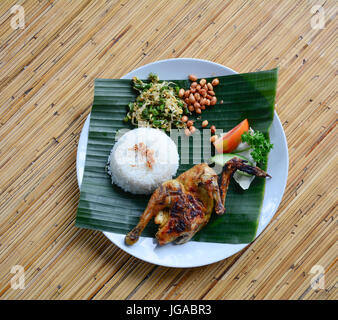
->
[241,130,273,165]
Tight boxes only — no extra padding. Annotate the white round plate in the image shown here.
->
[76,58,288,268]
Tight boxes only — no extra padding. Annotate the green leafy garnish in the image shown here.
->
[125,73,188,131]
[241,130,273,165]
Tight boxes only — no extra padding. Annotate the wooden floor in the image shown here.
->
[0,0,336,300]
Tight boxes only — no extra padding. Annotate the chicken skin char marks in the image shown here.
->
[125,157,271,246]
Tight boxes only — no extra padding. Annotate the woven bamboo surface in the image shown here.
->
[0,0,336,300]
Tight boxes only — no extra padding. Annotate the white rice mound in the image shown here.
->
[108,128,179,194]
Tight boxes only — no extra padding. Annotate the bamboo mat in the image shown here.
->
[0,0,336,300]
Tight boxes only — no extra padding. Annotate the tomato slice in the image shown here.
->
[213,119,249,153]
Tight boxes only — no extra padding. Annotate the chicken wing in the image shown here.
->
[219,157,271,207]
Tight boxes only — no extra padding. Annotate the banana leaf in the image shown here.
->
[75,69,278,243]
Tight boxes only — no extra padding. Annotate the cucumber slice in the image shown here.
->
[210,153,256,190]
[210,153,253,167]
[233,171,255,190]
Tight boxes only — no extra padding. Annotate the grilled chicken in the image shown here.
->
[125,158,270,246]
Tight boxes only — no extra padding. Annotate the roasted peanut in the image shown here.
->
[181,115,188,122]
[212,78,219,86]
[194,102,200,109]
[189,126,196,134]
[184,90,190,98]
[206,94,212,100]
[190,87,196,93]
[188,105,194,112]
[187,120,194,127]
[210,96,217,105]
[194,92,200,101]
[208,90,215,96]
[210,125,216,134]
[200,89,207,97]
[202,120,209,128]
[207,83,213,91]
[191,82,198,88]
[196,84,201,90]
[189,74,198,82]
[200,105,206,110]
[179,88,185,98]
[200,78,207,86]
[189,93,195,104]
[195,108,202,114]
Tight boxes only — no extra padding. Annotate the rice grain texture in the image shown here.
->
[109,128,179,194]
